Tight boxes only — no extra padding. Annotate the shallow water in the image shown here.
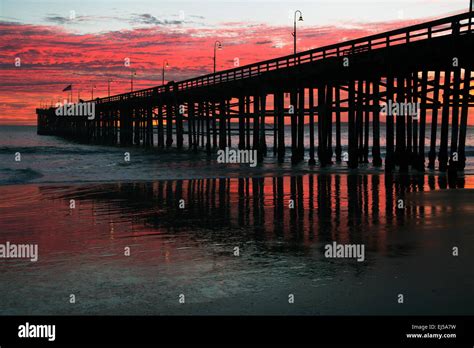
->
[1,125,474,185]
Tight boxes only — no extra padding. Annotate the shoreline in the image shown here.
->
[1,164,473,187]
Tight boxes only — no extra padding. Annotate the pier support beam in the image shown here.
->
[197,102,203,148]
[356,80,364,163]
[157,104,164,148]
[385,76,395,171]
[238,97,245,150]
[438,70,452,172]
[205,101,211,154]
[146,104,153,148]
[325,84,333,164]
[166,103,173,147]
[212,102,218,148]
[428,71,441,169]
[458,69,471,170]
[396,76,408,172]
[416,70,428,171]
[318,84,327,166]
[227,100,231,147]
[189,102,196,151]
[363,82,370,163]
[245,96,251,150]
[372,79,382,166]
[290,91,298,164]
[219,100,227,149]
[309,88,316,165]
[448,67,461,175]
[335,86,342,162]
[273,93,278,156]
[406,76,413,166]
[253,95,260,152]
[120,106,133,146]
[348,80,358,169]
[260,93,267,158]
[276,91,285,162]
[411,73,418,166]
[297,88,305,163]
[176,101,183,149]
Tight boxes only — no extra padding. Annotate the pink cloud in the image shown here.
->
[0,15,448,124]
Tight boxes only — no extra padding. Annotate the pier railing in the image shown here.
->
[65,12,473,106]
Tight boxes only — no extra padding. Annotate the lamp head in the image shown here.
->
[298,15,303,21]
[216,42,222,49]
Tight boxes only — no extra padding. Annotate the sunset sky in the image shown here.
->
[0,0,471,125]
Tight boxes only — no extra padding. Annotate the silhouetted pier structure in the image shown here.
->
[37,12,474,173]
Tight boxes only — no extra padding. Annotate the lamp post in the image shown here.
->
[470,0,473,31]
[91,84,96,100]
[131,71,136,92]
[162,60,169,85]
[107,78,113,97]
[292,10,304,55]
[213,40,222,74]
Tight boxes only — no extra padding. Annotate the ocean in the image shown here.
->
[1,125,474,185]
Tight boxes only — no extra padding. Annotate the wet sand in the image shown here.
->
[0,175,473,315]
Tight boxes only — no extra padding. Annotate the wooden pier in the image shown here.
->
[37,12,474,173]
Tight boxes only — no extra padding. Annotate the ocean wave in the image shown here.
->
[0,146,115,155]
[0,168,43,185]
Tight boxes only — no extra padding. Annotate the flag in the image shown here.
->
[62,84,72,92]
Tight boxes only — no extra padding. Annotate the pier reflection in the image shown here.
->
[42,173,466,257]
[1,173,472,315]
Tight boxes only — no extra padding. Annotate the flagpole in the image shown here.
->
[62,85,72,103]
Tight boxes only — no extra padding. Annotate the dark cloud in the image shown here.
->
[255,40,271,45]
[131,14,184,26]
[131,40,171,48]
[2,102,29,109]
[44,14,91,25]
[44,15,69,24]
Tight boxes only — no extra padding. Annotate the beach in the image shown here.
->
[0,125,473,315]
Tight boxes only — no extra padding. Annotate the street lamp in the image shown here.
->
[131,71,136,92]
[91,84,96,100]
[213,40,222,74]
[292,10,303,55]
[162,60,169,85]
[470,0,473,31]
[107,78,114,97]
